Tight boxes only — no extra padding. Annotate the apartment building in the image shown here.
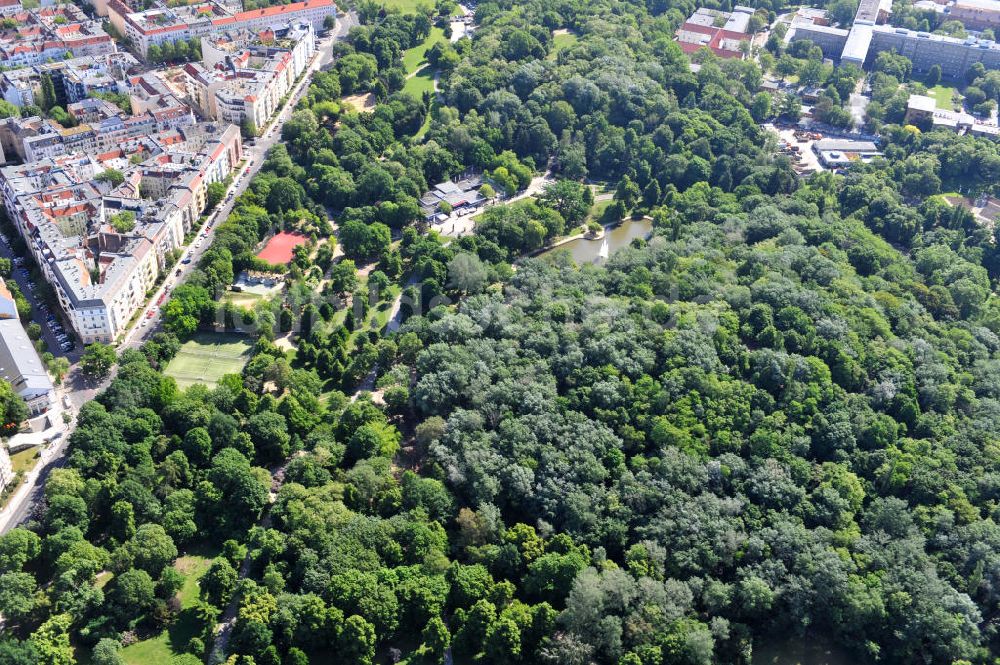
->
[0,4,115,69]
[4,90,195,164]
[0,52,138,109]
[0,123,241,344]
[109,0,335,60]
[184,21,316,130]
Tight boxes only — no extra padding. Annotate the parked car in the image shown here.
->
[182,258,192,264]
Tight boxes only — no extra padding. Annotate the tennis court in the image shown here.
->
[164,332,251,389]
[257,232,308,265]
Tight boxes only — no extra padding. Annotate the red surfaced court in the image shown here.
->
[256,231,308,265]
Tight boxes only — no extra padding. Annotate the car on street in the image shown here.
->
[182,258,192,264]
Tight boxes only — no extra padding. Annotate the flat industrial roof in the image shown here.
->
[841,23,873,62]
[907,94,937,113]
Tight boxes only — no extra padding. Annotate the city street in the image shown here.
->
[0,13,357,534]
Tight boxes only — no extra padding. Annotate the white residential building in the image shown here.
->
[0,124,242,344]
[184,22,316,131]
[108,0,334,60]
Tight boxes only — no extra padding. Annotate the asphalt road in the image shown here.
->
[0,14,357,533]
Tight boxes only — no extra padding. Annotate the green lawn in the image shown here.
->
[164,332,252,389]
[550,30,578,55]
[414,103,435,139]
[375,0,463,14]
[174,555,214,607]
[10,446,39,475]
[404,65,436,98]
[221,290,263,309]
[375,0,427,13]
[402,26,446,74]
[929,84,960,111]
[120,555,214,665]
[588,199,614,221]
[95,571,113,589]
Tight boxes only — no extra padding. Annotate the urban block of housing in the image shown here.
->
[0,0,334,348]
[1,51,139,112]
[0,121,242,345]
[104,0,334,60]
[0,0,115,69]
[182,21,316,132]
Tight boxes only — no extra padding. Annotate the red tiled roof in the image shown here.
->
[223,0,334,25]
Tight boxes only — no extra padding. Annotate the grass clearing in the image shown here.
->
[551,29,578,55]
[404,65,436,98]
[929,84,960,110]
[375,0,464,14]
[402,26,446,74]
[588,199,614,222]
[120,555,214,665]
[164,332,252,389]
[222,290,263,309]
[374,0,425,13]
[414,104,435,139]
[10,446,39,475]
[174,555,214,607]
[341,92,376,113]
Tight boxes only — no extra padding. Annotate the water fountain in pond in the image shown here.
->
[597,236,609,260]
[538,219,653,264]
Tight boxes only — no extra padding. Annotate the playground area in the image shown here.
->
[256,231,308,265]
[164,332,252,389]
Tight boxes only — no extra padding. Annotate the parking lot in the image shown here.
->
[0,233,76,359]
[764,123,823,174]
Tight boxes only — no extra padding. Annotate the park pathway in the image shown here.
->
[210,458,294,659]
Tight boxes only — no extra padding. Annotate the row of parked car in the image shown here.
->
[0,235,76,354]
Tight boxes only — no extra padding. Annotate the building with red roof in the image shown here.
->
[111,0,335,60]
[674,6,755,59]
